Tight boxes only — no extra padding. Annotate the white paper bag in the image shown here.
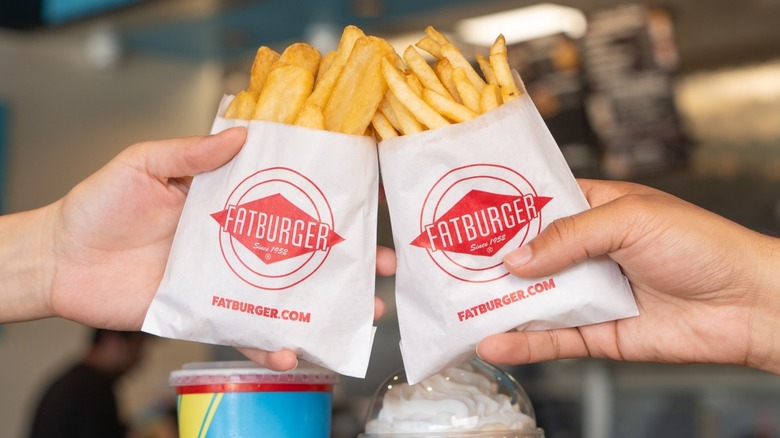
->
[143,95,378,378]
[379,93,638,384]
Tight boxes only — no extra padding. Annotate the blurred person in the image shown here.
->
[28,329,147,438]
[476,179,780,375]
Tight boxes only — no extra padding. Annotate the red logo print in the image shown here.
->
[411,189,552,257]
[414,164,552,283]
[211,193,344,265]
[213,167,341,290]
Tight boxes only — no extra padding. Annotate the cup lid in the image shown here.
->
[169,360,340,387]
[360,357,543,437]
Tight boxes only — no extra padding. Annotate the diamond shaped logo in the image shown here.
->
[411,189,551,257]
[211,193,344,264]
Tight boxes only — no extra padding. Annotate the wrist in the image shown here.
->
[745,234,780,374]
[0,204,57,322]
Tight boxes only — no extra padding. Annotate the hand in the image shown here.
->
[477,179,780,373]
[0,125,399,372]
[46,128,247,330]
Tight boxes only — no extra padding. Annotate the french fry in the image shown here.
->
[415,36,442,59]
[452,67,481,114]
[276,42,321,77]
[294,102,325,130]
[440,43,486,91]
[333,25,366,67]
[403,45,452,99]
[253,64,314,124]
[306,64,344,108]
[476,54,497,85]
[378,98,402,132]
[424,25,451,45]
[434,58,462,104]
[386,90,423,135]
[224,90,257,120]
[324,36,396,135]
[423,88,478,123]
[371,110,399,140]
[490,34,523,103]
[382,57,449,130]
[406,73,424,98]
[309,26,366,116]
[316,51,337,85]
[480,83,502,114]
[247,46,280,97]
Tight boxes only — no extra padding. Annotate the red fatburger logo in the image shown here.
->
[211,167,343,290]
[413,164,552,283]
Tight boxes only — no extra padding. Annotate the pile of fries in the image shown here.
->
[224,25,522,140]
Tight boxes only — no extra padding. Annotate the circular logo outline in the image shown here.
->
[217,167,336,290]
[418,164,545,283]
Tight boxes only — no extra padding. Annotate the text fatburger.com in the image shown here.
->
[457,278,557,322]
[212,295,312,323]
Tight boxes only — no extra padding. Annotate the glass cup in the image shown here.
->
[360,357,544,438]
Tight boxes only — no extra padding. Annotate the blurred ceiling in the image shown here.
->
[63,0,780,72]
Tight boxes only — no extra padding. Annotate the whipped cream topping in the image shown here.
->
[365,362,536,433]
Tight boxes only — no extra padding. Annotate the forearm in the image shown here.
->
[0,205,56,323]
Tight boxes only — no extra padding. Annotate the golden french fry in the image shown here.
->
[277,42,321,77]
[325,36,396,135]
[425,26,451,45]
[406,73,424,98]
[386,90,423,135]
[490,34,522,103]
[306,64,343,108]
[378,98,402,132]
[294,102,325,130]
[333,25,366,67]
[316,51,337,84]
[371,110,399,140]
[382,57,449,130]
[452,67,481,113]
[403,45,452,99]
[247,46,280,97]
[480,83,502,113]
[434,58,462,103]
[423,88,478,123]
[476,54,497,85]
[415,36,442,59]
[253,64,314,124]
[440,43,485,91]
[224,91,257,120]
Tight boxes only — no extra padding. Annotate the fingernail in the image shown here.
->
[475,343,485,361]
[504,245,532,267]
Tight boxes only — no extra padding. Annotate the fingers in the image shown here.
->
[374,296,386,320]
[502,181,654,279]
[138,127,247,179]
[376,245,396,276]
[476,328,589,366]
[237,347,299,371]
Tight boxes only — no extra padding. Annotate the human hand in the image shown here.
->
[477,179,780,373]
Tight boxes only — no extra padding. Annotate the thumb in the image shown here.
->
[141,126,247,178]
[502,203,631,278]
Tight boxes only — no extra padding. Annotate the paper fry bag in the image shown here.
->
[143,95,378,378]
[379,93,639,384]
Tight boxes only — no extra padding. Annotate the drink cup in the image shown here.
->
[171,360,339,438]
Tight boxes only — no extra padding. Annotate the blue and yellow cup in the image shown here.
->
[170,361,339,438]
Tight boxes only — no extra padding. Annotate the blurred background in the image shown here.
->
[1,0,780,437]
